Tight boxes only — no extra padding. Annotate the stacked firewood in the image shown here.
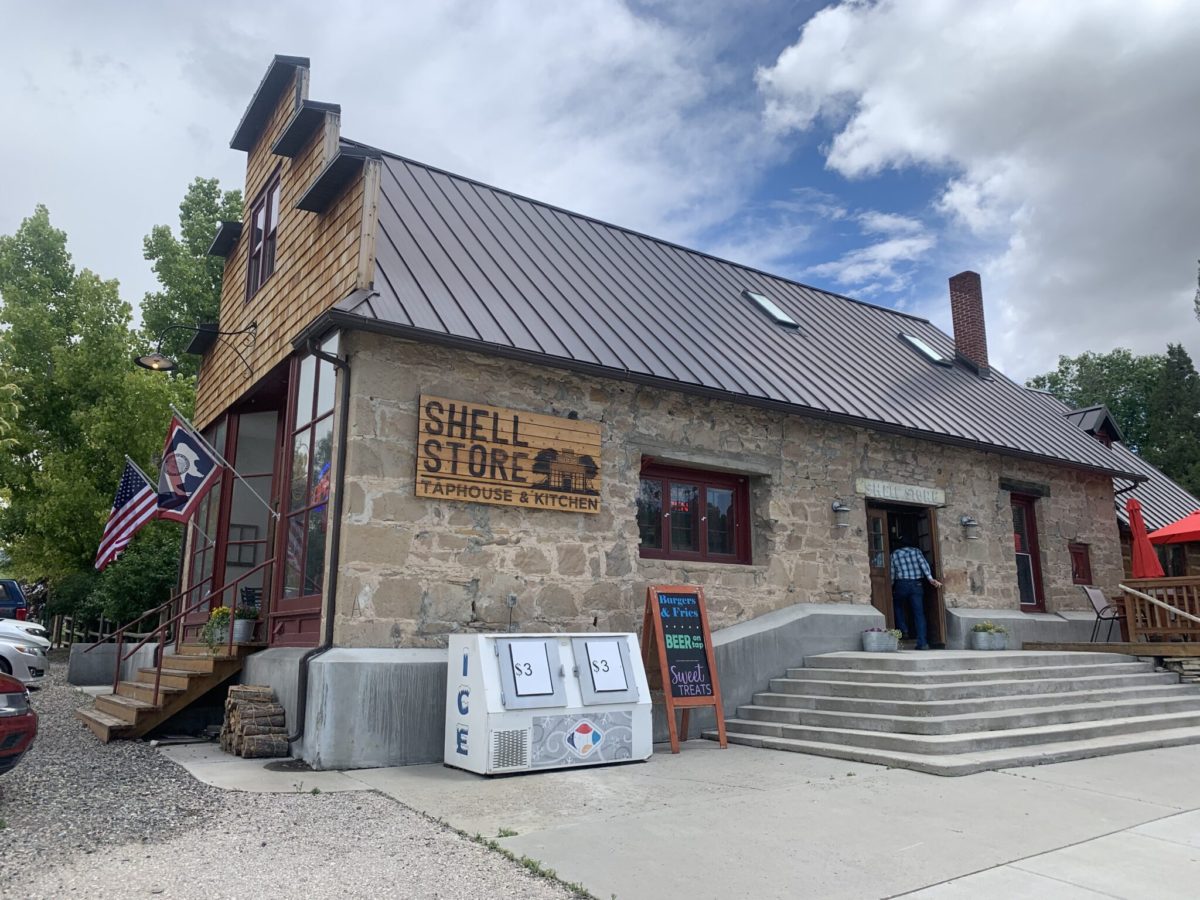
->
[221,684,289,758]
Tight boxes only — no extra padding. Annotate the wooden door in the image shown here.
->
[867,507,893,627]
[1011,494,1046,611]
[920,511,946,645]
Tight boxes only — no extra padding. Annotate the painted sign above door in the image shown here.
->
[855,478,946,507]
[416,395,601,513]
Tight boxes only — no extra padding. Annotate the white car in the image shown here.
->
[0,619,50,651]
[0,640,47,688]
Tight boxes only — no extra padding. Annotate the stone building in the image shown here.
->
[176,57,1145,768]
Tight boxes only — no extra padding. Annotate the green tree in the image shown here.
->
[1142,344,1200,494]
[141,177,241,377]
[0,206,192,617]
[1027,348,1164,451]
[89,522,181,624]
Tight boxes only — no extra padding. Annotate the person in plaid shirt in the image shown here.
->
[891,538,942,649]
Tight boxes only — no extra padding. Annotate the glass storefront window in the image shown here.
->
[638,464,750,564]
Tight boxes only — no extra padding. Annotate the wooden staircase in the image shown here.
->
[75,644,250,743]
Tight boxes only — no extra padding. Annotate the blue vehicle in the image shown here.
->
[0,581,28,621]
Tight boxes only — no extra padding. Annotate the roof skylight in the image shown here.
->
[743,289,799,329]
[900,333,953,367]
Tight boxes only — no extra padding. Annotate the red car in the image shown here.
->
[0,672,37,774]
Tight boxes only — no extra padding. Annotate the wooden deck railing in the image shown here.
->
[1120,577,1200,643]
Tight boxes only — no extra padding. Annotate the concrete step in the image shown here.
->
[783,661,1154,684]
[767,670,1179,701]
[707,724,1200,776]
[736,693,1200,735]
[94,692,157,724]
[116,680,185,704]
[803,650,1137,672]
[136,667,198,690]
[722,709,1200,755]
[74,707,132,744]
[751,683,1200,717]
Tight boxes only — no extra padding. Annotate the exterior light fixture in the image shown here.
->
[135,321,257,375]
[832,499,852,528]
[960,515,981,540]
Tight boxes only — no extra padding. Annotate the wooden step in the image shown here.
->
[74,707,132,744]
[175,643,217,656]
[136,667,198,690]
[116,680,185,704]
[162,655,220,674]
[94,692,157,725]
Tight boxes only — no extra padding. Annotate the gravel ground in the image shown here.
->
[0,656,579,899]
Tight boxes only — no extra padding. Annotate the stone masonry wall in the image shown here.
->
[332,332,1124,648]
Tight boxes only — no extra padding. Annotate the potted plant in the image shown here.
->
[233,606,258,643]
[969,621,1009,650]
[202,605,232,650]
[862,627,903,652]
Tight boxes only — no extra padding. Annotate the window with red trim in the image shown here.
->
[637,462,751,564]
[281,335,339,599]
[246,174,281,298]
[1068,542,1092,585]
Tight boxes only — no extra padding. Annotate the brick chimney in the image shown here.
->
[948,270,989,376]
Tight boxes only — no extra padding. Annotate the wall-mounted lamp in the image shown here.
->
[135,321,257,375]
[832,499,852,528]
[960,515,981,540]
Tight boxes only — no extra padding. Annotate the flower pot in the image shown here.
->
[862,631,898,652]
[991,632,1008,651]
[969,631,993,650]
[233,619,255,643]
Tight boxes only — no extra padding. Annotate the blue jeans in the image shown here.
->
[893,579,927,647]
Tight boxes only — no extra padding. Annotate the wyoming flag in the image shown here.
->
[156,416,221,522]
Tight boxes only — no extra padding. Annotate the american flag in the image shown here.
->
[95,460,157,571]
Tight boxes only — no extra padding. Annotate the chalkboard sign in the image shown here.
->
[642,585,727,753]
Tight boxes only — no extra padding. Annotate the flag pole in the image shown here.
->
[168,404,279,520]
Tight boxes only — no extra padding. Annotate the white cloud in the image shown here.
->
[858,211,924,236]
[806,233,936,292]
[757,0,1200,378]
[0,1,776,316]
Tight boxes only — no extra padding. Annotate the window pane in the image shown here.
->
[1016,554,1036,605]
[268,182,281,235]
[283,514,305,598]
[295,355,316,428]
[234,411,277,474]
[1012,504,1028,553]
[706,486,735,555]
[303,508,327,596]
[637,479,663,549]
[264,232,276,279]
[309,417,334,512]
[254,202,266,243]
[289,429,311,510]
[669,483,700,552]
[316,359,336,418]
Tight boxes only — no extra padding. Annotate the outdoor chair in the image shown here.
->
[240,586,263,611]
[1083,585,1125,642]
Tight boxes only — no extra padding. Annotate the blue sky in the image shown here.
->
[3,0,1199,382]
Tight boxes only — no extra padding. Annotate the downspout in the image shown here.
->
[287,338,350,747]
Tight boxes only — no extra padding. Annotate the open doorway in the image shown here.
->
[866,501,946,647]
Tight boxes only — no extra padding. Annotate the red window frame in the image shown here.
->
[1011,493,1046,611]
[246,172,281,299]
[637,461,751,564]
[1068,542,1092,585]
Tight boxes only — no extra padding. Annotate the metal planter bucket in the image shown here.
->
[233,619,255,643]
[862,631,898,652]
[970,631,993,650]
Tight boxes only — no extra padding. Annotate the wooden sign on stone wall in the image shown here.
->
[415,395,601,513]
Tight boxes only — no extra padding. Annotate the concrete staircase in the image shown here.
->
[706,650,1200,776]
[75,644,244,743]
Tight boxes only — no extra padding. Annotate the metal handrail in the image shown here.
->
[82,573,215,654]
[121,557,275,706]
[1119,583,1200,626]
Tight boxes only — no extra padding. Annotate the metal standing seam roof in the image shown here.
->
[1025,390,1198,529]
[319,141,1144,482]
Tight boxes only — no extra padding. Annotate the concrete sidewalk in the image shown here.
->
[161,741,1200,899]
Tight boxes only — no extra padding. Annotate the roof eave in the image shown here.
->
[229,55,310,152]
[300,308,1147,484]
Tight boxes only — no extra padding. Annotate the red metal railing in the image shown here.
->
[84,559,273,706]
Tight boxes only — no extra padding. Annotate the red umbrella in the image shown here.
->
[1128,497,1166,577]
[1148,510,1200,546]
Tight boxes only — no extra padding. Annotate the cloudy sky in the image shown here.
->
[3,0,1199,381]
